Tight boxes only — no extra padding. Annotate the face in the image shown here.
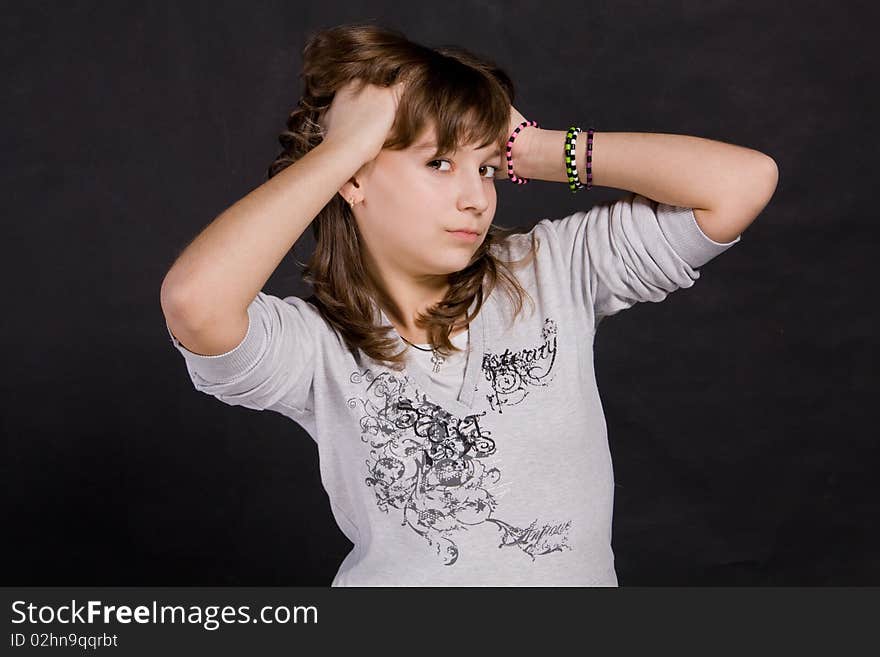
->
[346,125,501,285]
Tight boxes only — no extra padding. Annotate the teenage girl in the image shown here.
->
[161,23,776,586]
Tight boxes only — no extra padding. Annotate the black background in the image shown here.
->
[3,0,876,585]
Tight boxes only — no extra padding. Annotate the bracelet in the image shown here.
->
[585,127,594,190]
[506,120,539,184]
[564,126,595,192]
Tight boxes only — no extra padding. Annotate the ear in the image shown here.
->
[338,179,360,205]
[337,157,376,204]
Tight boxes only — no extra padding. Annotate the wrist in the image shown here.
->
[514,126,541,177]
[512,127,564,182]
[501,123,543,182]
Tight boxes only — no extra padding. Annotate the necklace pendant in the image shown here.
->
[430,350,444,373]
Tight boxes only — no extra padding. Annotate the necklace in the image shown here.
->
[399,335,446,373]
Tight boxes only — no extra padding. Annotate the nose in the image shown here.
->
[456,173,493,214]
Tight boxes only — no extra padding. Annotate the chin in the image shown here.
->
[426,255,474,276]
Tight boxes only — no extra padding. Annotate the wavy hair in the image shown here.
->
[268,22,539,371]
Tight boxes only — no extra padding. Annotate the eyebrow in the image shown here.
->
[415,142,502,158]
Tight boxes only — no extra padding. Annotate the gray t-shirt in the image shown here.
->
[407,328,470,399]
[166,192,741,586]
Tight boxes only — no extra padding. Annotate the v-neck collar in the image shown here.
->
[377,293,487,415]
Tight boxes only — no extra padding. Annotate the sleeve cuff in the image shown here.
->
[654,200,741,269]
[165,300,265,382]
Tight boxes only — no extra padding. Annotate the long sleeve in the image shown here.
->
[543,192,741,332]
[165,291,320,416]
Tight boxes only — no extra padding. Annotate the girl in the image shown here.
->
[161,23,777,586]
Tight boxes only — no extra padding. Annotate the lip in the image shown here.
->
[446,229,481,241]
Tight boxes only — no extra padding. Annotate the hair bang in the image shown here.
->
[393,56,511,156]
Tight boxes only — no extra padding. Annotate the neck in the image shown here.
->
[368,266,452,340]
[385,290,450,344]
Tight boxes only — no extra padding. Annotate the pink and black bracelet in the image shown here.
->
[506,119,539,184]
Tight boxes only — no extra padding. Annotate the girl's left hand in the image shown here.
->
[494,104,536,180]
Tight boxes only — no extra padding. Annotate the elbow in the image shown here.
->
[759,155,779,206]
[748,155,779,223]
[704,155,778,240]
[160,273,196,323]
[735,153,778,211]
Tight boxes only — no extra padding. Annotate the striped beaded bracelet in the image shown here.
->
[564,126,595,192]
[506,119,539,184]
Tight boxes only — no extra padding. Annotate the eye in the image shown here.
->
[427,159,452,172]
[427,159,498,179]
[480,164,498,179]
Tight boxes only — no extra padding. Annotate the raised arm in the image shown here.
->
[514,128,778,243]
[160,77,405,356]
[159,136,369,355]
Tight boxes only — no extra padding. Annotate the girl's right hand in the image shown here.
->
[318,78,407,165]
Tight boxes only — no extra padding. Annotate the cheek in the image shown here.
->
[365,178,442,234]
[356,207,436,261]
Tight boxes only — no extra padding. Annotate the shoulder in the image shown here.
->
[487,222,545,261]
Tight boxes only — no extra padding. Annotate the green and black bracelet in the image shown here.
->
[564,126,595,192]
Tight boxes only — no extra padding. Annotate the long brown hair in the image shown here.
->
[268,22,539,371]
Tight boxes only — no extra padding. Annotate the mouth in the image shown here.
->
[446,229,481,242]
